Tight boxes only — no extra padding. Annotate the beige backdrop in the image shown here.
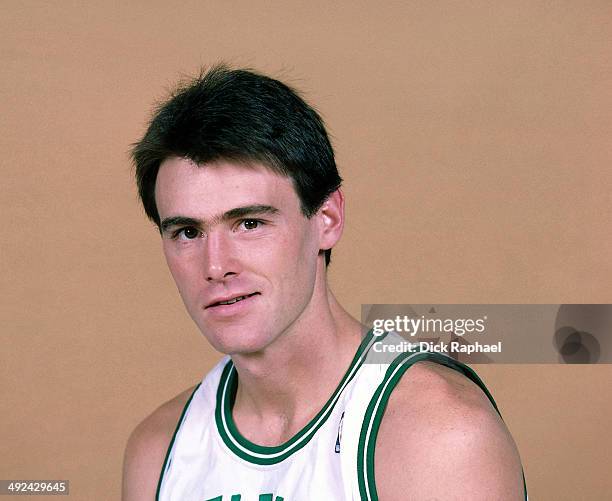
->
[2,1,611,500]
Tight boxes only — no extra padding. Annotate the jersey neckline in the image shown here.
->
[214,328,384,465]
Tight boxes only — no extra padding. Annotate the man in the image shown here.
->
[123,66,526,500]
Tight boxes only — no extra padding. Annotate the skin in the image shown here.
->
[122,158,524,500]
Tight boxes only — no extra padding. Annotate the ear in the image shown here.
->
[316,189,345,251]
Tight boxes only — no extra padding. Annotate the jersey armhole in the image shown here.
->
[356,352,527,501]
[155,383,202,501]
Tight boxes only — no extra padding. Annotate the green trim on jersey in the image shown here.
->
[357,351,527,501]
[215,329,386,465]
[155,383,202,501]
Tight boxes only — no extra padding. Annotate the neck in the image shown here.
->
[229,276,362,445]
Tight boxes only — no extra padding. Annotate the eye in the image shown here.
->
[239,219,261,231]
[174,227,201,240]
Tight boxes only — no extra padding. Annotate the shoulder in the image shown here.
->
[374,360,524,500]
[121,386,197,501]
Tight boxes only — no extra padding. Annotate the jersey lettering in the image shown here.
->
[204,495,284,501]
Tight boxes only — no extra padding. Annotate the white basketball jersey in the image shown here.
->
[156,331,526,500]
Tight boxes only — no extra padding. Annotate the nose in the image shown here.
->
[203,229,237,282]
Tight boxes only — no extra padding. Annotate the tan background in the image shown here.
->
[1,1,611,499]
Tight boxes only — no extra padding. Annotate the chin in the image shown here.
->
[200,324,275,356]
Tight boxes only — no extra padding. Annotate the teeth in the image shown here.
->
[218,295,247,305]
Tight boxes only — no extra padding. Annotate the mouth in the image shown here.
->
[206,292,260,309]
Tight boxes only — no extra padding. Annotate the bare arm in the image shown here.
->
[375,362,524,501]
[122,387,196,501]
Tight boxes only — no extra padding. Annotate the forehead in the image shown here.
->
[155,157,301,219]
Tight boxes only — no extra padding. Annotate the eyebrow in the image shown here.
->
[160,204,280,233]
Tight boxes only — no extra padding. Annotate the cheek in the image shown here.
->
[163,248,200,298]
[275,225,319,283]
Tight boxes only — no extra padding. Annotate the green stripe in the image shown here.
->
[216,329,386,465]
[155,383,202,501]
[357,351,428,500]
[357,352,527,500]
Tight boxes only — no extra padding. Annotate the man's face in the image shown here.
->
[154,157,324,355]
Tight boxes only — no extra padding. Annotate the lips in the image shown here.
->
[206,292,260,308]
